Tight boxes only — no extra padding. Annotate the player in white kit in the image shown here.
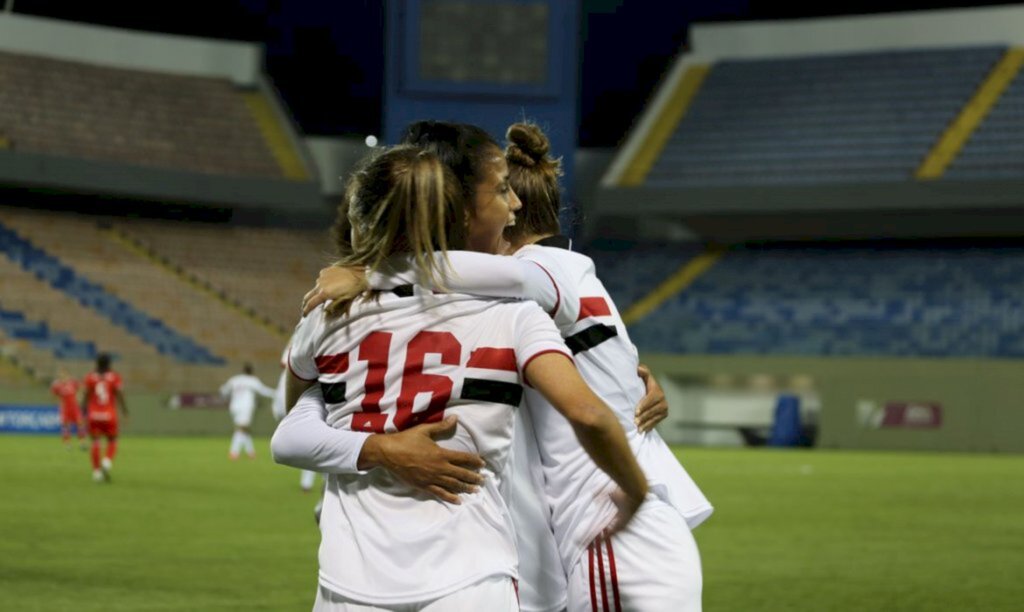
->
[282,121,571,612]
[274,144,648,611]
[306,122,712,611]
[220,363,275,459]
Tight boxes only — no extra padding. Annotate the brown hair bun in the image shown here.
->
[506,122,551,169]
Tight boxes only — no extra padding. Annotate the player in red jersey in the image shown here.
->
[51,368,86,449]
[82,353,128,482]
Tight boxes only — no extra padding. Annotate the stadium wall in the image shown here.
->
[642,353,1024,453]
[1,387,278,437]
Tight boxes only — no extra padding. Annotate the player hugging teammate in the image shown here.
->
[273,121,711,611]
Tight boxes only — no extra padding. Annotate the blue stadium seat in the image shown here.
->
[596,243,1024,358]
[645,46,1008,186]
[0,221,223,364]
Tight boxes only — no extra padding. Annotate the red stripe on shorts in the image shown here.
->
[589,541,599,612]
[605,532,622,612]
[596,534,610,612]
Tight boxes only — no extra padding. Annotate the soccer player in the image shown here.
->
[307,122,712,610]
[274,144,647,611]
[51,368,85,449]
[220,363,275,460]
[82,353,127,482]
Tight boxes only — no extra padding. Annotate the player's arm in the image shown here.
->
[284,372,316,413]
[256,381,276,399]
[271,385,484,503]
[115,389,128,418]
[634,363,669,433]
[525,353,648,531]
[302,253,560,316]
[79,386,90,419]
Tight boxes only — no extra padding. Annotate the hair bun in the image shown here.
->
[506,122,550,167]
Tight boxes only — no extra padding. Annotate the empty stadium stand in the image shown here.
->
[115,220,333,334]
[947,70,1024,180]
[615,243,1024,358]
[0,208,292,373]
[0,252,234,390]
[0,50,287,179]
[645,46,1007,187]
[0,213,222,365]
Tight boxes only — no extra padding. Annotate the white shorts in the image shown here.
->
[230,405,255,428]
[566,500,702,612]
[312,575,519,611]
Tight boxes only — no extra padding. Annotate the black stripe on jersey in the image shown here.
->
[391,284,415,297]
[461,378,523,407]
[565,323,618,355]
[320,381,347,404]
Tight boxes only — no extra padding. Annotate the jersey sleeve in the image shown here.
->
[512,302,573,379]
[288,310,322,382]
[516,249,584,327]
[270,385,372,473]
[112,373,123,392]
[366,252,560,313]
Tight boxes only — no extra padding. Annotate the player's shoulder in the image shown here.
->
[517,243,593,278]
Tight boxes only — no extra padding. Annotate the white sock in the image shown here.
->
[229,431,243,456]
[243,433,255,456]
[300,470,316,490]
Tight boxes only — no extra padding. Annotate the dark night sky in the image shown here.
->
[11,1,1023,146]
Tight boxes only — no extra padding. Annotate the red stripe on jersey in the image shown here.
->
[529,261,561,318]
[596,534,610,612]
[521,349,573,388]
[467,347,517,372]
[315,353,349,375]
[605,532,623,612]
[577,296,612,321]
[588,541,599,612]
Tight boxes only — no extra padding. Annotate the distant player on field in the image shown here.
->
[82,354,128,482]
[51,368,85,450]
[221,363,275,460]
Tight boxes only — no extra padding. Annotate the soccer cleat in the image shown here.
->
[100,457,112,482]
[229,452,239,461]
[92,469,103,482]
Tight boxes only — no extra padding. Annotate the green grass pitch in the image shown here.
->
[2,436,1022,611]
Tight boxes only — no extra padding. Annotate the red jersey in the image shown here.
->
[84,371,122,422]
[51,379,80,412]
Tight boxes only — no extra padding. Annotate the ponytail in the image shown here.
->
[330,145,464,314]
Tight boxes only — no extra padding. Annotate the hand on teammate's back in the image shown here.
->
[364,415,486,505]
[634,364,668,433]
[608,487,646,535]
[302,265,368,316]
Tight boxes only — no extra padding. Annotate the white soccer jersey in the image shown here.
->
[288,288,570,606]
[370,242,714,570]
[220,374,275,413]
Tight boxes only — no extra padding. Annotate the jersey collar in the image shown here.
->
[534,235,572,250]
